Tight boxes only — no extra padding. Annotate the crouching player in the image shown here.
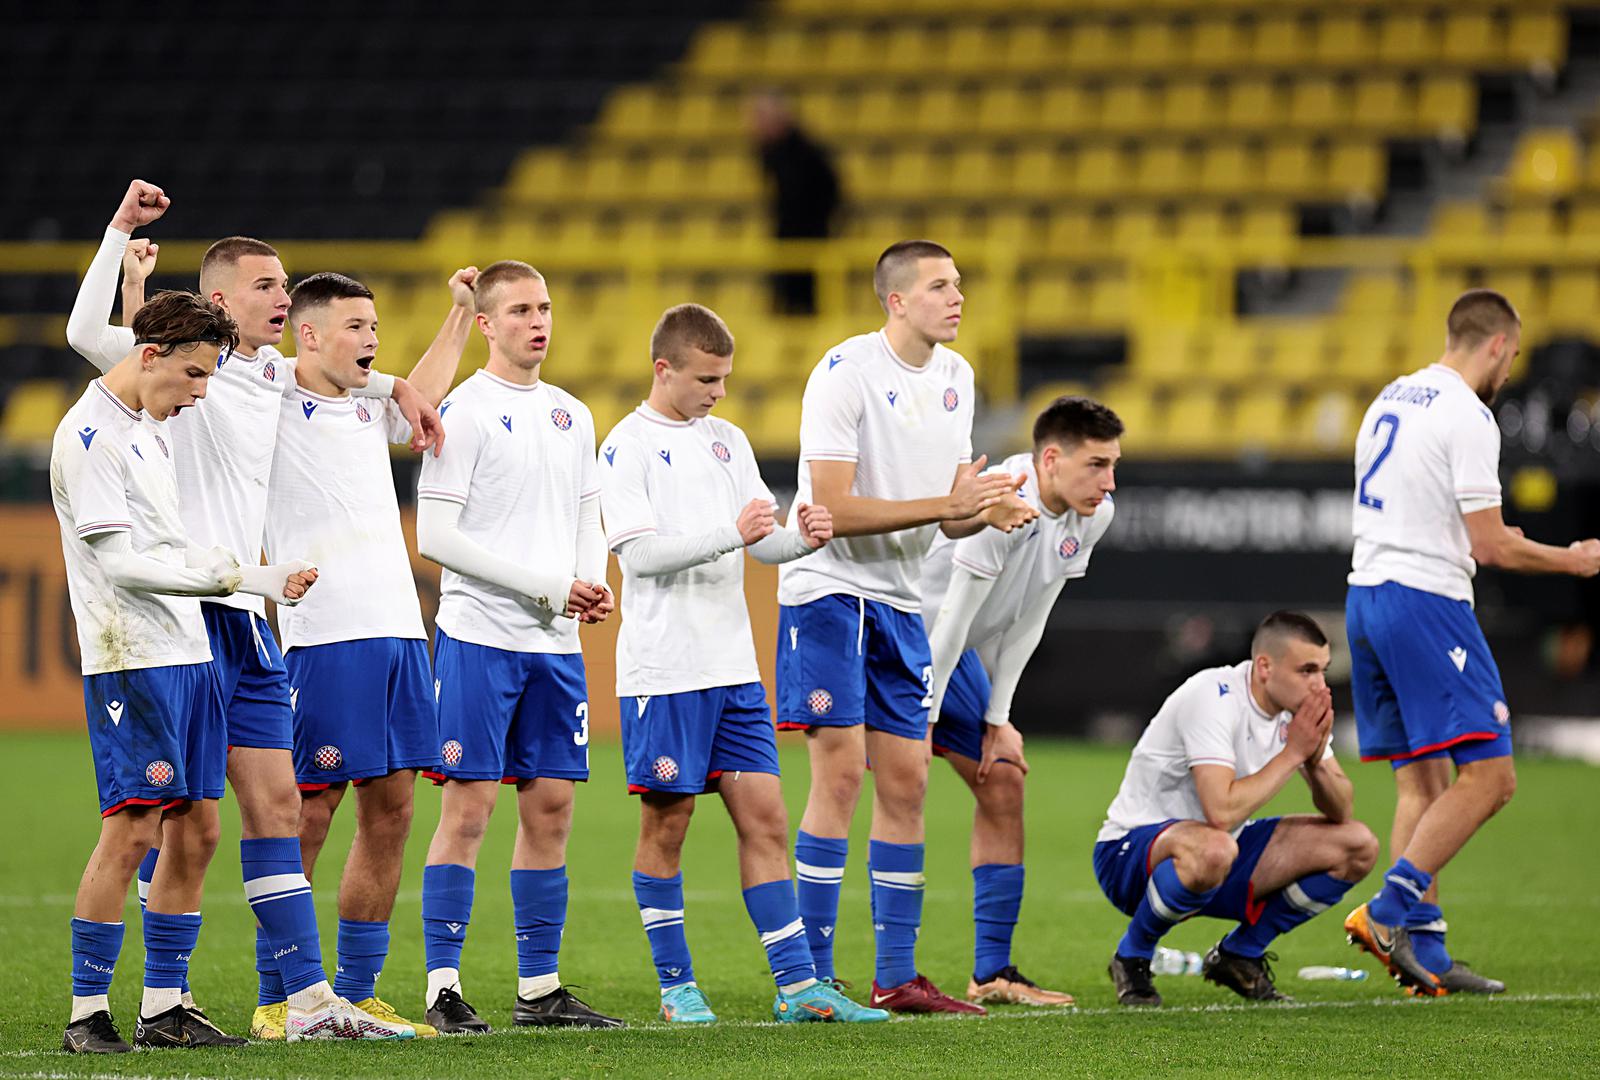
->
[52,292,319,1051]
[599,304,887,1025]
[922,396,1121,1007]
[1094,612,1379,1006]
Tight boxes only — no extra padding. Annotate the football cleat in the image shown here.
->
[514,986,625,1029]
[134,1004,249,1048]
[426,986,492,1033]
[869,973,986,1015]
[773,980,890,1023]
[250,1002,287,1040]
[967,966,1076,1007]
[1408,960,1505,997]
[1344,903,1440,995]
[1108,953,1162,1007]
[287,996,415,1041]
[351,996,437,1037]
[659,983,718,1024]
[62,1010,131,1054]
[1202,946,1292,1002]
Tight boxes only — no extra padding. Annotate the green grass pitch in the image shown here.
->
[0,732,1596,1078]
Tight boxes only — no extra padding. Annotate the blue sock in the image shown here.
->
[1368,857,1432,928]
[1118,859,1218,959]
[421,863,475,975]
[70,917,123,998]
[241,838,324,997]
[743,879,816,989]
[794,832,848,981]
[511,867,566,980]
[142,911,201,1002]
[136,850,186,994]
[1221,872,1355,958]
[1405,902,1452,975]
[633,870,694,989]
[255,926,285,1005]
[973,863,1024,983]
[333,919,388,1001]
[868,840,924,989]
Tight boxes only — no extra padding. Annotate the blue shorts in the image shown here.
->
[287,637,438,789]
[1347,583,1514,764]
[621,681,780,795]
[1093,818,1281,924]
[931,649,992,762]
[203,604,293,751]
[776,594,932,741]
[429,630,589,784]
[83,661,226,816]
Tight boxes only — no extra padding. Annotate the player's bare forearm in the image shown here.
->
[405,304,473,408]
[1195,755,1300,833]
[1302,757,1355,823]
[819,491,953,537]
[939,513,988,539]
[120,282,144,328]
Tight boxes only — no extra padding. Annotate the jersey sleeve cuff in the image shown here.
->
[76,520,132,537]
[952,554,1002,580]
[1188,757,1235,768]
[1456,493,1502,513]
[606,524,657,548]
[416,486,468,505]
[799,449,860,463]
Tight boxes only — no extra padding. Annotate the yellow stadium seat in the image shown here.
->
[887,147,943,201]
[504,150,576,200]
[1094,380,1160,442]
[1252,15,1312,67]
[1065,21,1125,73]
[1330,325,1401,385]
[1341,272,1408,316]
[1431,199,1491,238]
[1002,22,1068,72]
[1353,75,1409,133]
[1161,387,1227,455]
[1010,145,1068,199]
[1262,140,1315,197]
[946,24,1007,76]
[1546,270,1600,329]
[1174,205,1227,246]
[1486,268,1542,321]
[1416,76,1477,137]
[945,147,1002,201]
[1570,201,1600,239]
[1127,20,1183,72]
[911,86,967,139]
[677,91,736,140]
[837,147,885,200]
[1378,12,1436,67]
[1224,78,1284,134]
[1503,204,1561,243]
[1505,129,1580,199]
[1020,272,1084,330]
[1132,326,1199,385]
[1100,81,1163,136]
[1288,77,1347,132]
[1313,13,1373,67]
[1240,205,1295,246]
[1086,274,1131,325]
[1297,389,1362,455]
[762,25,820,80]
[1508,11,1568,70]
[1261,321,1330,386]
[976,85,1037,137]
[881,25,943,77]
[642,153,694,201]
[1229,389,1293,453]
[682,23,753,78]
[748,396,804,457]
[1037,84,1093,137]
[1042,207,1101,257]
[1111,206,1164,250]
[853,85,904,139]
[1074,144,1129,199]
[1132,143,1192,198]
[1200,142,1255,197]
[819,26,876,77]
[1202,324,1263,385]
[597,84,660,138]
[1188,17,1249,69]
[1441,11,1497,66]
[1328,142,1385,201]
[1163,79,1217,134]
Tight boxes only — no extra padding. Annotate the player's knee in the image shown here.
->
[1190,830,1238,885]
[815,763,865,809]
[976,766,1025,818]
[1490,761,1517,810]
[1345,822,1381,878]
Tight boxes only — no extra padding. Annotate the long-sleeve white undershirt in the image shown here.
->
[928,568,1065,728]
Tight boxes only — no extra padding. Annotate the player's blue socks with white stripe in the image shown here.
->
[241,838,325,996]
[868,840,925,989]
[1368,857,1431,928]
[743,879,816,990]
[1220,871,1354,958]
[142,911,200,1015]
[1405,902,1452,975]
[794,832,848,980]
[134,850,190,998]
[1119,859,1218,959]
[69,917,123,1020]
[333,919,388,1001]
[422,863,476,989]
[973,863,1024,981]
[511,867,566,997]
[633,870,694,989]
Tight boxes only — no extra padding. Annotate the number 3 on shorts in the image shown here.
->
[574,701,590,746]
[919,665,934,709]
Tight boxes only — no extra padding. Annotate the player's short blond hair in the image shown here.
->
[474,260,545,316]
[651,303,735,369]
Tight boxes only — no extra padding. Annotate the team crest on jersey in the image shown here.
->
[710,441,731,463]
[355,402,372,423]
[1494,700,1511,726]
[144,760,174,787]
[550,408,573,431]
[807,688,833,716]
[943,387,959,412]
[313,745,343,771]
[154,434,168,459]
[1058,536,1080,559]
[652,756,680,782]
[441,740,463,767]
[263,361,276,382]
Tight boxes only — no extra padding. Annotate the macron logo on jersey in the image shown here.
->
[658,449,671,465]
[78,426,97,449]
[439,401,453,416]
[130,444,143,461]
[1449,646,1468,672]
[885,390,898,407]
[828,354,845,370]
[1217,683,1230,697]
[302,401,317,419]
[500,415,513,432]
[603,446,617,466]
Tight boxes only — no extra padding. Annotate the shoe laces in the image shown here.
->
[1123,955,1157,991]
[84,1012,121,1040]
[435,987,479,1019]
[1257,952,1279,984]
[363,997,405,1022]
[991,965,1039,989]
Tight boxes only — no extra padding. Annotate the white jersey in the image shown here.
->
[1098,660,1335,842]
[263,386,425,649]
[49,380,212,674]
[417,371,600,654]
[599,404,774,696]
[921,453,1113,648]
[1348,364,1502,605]
[778,330,975,613]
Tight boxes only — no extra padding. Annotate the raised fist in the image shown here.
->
[122,238,159,285]
[110,179,170,233]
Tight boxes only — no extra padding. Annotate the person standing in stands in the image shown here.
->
[750,91,841,316]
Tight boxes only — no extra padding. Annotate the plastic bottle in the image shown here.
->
[1297,965,1368,981]
[1151,947,1204,975]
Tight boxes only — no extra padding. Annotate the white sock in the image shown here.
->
[141,985,182,1018]
[426,967,461,1008]
[518,972,560,1000]
[780,977,818,995]
[181,990,197,1009]
[661,981,697,996]
[287,980,337,1013]
[70,994,109,1023]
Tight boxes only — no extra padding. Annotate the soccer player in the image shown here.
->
[598,303,887,1025]
[777,240,1036,1014]
[412,260,624,1032]
[1095,612,1379,1006]
[922,396,1121,1008]
[1343,290,1600,994]
[267,270,468,1038]
[65,179,444,1041]
[52,290,321,1051]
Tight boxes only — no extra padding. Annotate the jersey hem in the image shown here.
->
[1359,730,1502,762]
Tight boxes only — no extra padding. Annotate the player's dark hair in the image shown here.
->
[131,289,239,355]
[474,259,544,316]
[651,303,735,368]
[199,236,280,290]
[1446,289,1520,349]
[287,272,374,324]
[1251,611,1329,658]
[1032,395,1124,451]
[873,239,954,311]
